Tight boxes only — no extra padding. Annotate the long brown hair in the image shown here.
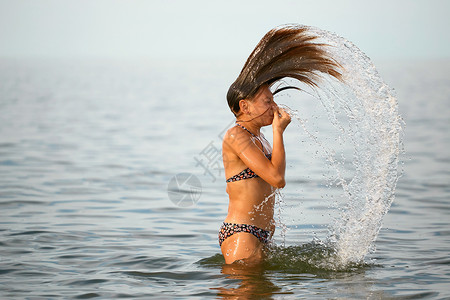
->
[227,24,342,115]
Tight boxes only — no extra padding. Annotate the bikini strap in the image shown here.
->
[235,123,266,152]
[236,123,268,143]
[235,123,257,138]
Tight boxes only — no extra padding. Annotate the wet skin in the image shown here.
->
[221,85,291,264]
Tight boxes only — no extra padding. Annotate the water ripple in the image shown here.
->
[0,58,448,299]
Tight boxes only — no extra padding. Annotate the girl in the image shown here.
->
[220,25,342,264]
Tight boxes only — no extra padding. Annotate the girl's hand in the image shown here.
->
[272,106,291,133]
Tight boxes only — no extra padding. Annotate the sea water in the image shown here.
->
[0,40,449,299]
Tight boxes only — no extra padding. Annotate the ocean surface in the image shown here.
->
[0,56,449,299]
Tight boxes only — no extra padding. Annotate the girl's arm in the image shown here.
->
[225,107,291,188]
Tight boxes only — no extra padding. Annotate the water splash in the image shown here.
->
[277,26,403,269]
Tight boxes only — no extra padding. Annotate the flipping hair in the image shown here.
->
[227,24,342,115]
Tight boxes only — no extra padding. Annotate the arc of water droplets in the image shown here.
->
[276,26,403,268]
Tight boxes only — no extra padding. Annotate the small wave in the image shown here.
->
[264,241,370,273]
[198,241,371,273]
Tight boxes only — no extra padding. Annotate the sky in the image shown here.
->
[0,0,449,61]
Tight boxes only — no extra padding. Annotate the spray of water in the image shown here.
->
[275,26,403,269]
[201,26,403,272]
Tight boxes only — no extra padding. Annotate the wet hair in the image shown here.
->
[227,24,342,115]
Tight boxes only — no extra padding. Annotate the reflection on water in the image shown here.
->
[218,263,281,299]
[199,243,375,299]
[202,245,441,299]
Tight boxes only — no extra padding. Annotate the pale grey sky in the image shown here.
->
[0,0,448,60]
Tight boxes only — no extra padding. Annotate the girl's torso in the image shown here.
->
[222,125,276,232]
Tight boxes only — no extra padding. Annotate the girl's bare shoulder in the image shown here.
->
[222,126,251,148]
